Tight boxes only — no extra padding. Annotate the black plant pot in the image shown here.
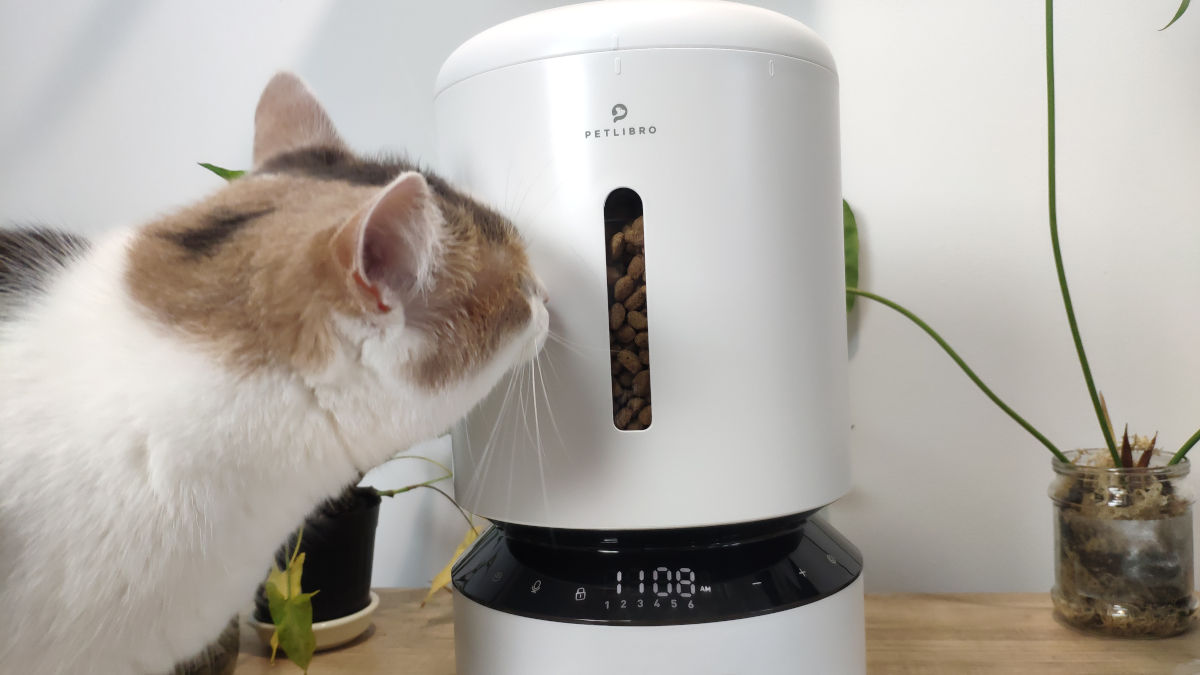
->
[254,485,381,623]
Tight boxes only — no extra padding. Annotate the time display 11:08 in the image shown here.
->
[616,567,698,598]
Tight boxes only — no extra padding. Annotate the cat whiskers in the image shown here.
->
[533,350,565,450]
[529,357,552,520]
[508,359,536,516]
[464,364,520,508]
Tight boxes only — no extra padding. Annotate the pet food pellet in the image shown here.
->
[634,331,649,348]
[610,303,626,330]
[626,310,647,330]
[626,217,645,247]
[616,349,642,373]
[615,407,633,428]
[637,405,652,426]
[617,325,636,344]
[632,370,650,397]
[607,265,621,286]
[628,255,645,280]
[627,398,645,413]
[619,372,634,388]
[624,286,646,311]
[614,276,635,302]
[626,420,645,431]
[610,231,625,257]
[639,349,650,366]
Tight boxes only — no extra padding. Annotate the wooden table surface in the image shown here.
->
[236,589,1200,674]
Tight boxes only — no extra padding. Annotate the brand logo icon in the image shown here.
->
[611,103,628,123]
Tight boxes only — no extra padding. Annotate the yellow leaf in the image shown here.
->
[423,525,482,606]
[266,564,288,600]
[288,552,306,598]
[269,629,280,664]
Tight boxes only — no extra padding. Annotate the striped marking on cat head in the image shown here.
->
[126,73,538,389]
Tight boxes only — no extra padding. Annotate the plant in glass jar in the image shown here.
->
[843,0,1198,637]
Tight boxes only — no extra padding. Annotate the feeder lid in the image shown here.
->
[435,0,835,95]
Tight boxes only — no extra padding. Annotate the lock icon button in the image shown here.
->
[574,587,587,601]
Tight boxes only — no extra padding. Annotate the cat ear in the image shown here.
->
[252,72,347,168]
[335,171,443,314]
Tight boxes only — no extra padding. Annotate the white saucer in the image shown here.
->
[248,590,380,652]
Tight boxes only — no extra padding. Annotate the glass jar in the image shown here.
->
[1049,449,1197,637]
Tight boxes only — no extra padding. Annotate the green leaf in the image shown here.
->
[1162,0,1190,29]
[265,549,318,673]
[843,199,860,311]
[197,162,246,181]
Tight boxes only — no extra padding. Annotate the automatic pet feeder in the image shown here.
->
[435,2,864,672]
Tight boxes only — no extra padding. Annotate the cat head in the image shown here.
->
[126,72,548,448]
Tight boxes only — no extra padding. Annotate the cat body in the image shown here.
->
[0,74,547,674]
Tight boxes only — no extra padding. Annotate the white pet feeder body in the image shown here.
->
[435,2,863,673]
[437,0,849,532]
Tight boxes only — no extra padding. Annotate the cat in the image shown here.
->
[0,72,549,675]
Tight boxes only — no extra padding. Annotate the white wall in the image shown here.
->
[2,0,1197,592]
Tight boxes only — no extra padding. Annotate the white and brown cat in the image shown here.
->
[0,72,548,674]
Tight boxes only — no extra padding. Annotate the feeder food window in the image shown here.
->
[604,188,652,430]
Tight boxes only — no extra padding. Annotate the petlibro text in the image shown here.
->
[586,126,657,139]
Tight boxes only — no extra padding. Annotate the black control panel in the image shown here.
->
[451,513,862,626]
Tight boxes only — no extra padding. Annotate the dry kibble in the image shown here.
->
[632,370,650,397]
[610,231,625,257]
[626,217,645,246]
[628,255,645,281]
[615,407,633,428]
[607,215,652,430]
[624,286,646,311]
[614,276,635,302]
[616,350,642,373]
[637,405,652,426]
[610,303,626,330]
[627,311,647,330]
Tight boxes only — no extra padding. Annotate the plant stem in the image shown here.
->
[288,526,304,566]
[1045,0,1120,467]
[370,472,451,498]
[385,453,453,477]
[847,287,1069,463]
[422,484,478,533]
[1168,427,1200,465]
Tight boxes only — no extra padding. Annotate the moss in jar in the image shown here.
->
[1049,442,1197,637]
